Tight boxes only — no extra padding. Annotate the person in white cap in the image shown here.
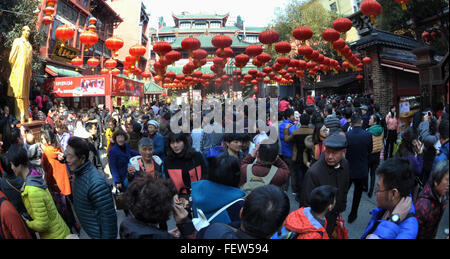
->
[74,126,102,170]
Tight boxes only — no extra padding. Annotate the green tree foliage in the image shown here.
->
[268,0,340,59]
[377,0,449,52]
[0,0,45,99]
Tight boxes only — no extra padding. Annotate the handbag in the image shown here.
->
[193,198,245,231]
[331,214,349,239]
[114,190,128,211]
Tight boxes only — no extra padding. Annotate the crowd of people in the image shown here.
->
[0,92,448,239]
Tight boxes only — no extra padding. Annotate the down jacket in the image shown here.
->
[72,161,118,239]
[21,169,70,239]
[285,207,329,239]
[361,198,418,239]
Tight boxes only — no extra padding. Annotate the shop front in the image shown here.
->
[47,74,144,111]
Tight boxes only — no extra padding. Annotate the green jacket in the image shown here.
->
[21,169,70,239]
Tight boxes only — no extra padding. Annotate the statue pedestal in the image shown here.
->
[17,120,46,142]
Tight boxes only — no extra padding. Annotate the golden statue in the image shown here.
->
[8,26,33,123]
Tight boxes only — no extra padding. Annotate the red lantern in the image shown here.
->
[42,16,53,26]
[153,41,172,57]
[217,48,234,58]
[165,50,182,64]
[356,75,364,81]
[87,24,96,32]
[332,38,346,51]
[421,31,430,41]
[79,30,98,51]
[256,53,271,65]
[192,49,207,60]
[259,30,279,49]
[55,25,74,47]
[298,60,307,70]
[46,0,57,6]
[101,68,109,75]
[235,54,250,68]
[275,41,292,55]
[292,26,313,44]
[43,6,55,16]
[129,44,146,63]
[298,45,313,59]
[71,57,83,71]
[361,0,383,25]
[342,61,350,72]
[87,57,100,71]
[245,45,263,57]
[310,50,319,61]
[322,29,341,44]
[104,58,117,70]
[333,18,353,38]
[212,35,233,49]
[277,56,290,66]
[111,68,120,75]
[89,17,97,25]
[105,36,124,57]
[363,57,372,65]
[142,70,151,78]
[181,37,201,56]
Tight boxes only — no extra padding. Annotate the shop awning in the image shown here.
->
[145,80,165,94]
[46,65,82,77]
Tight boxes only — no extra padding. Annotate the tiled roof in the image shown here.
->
[173,13,229,19]
[170,35,255,49]
[350,29,423,51]
[145,80,165,94]
[156,25,263,34]
[46,65,82,77]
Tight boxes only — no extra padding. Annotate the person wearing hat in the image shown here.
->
[299,133,350,236]
[147,120,165,159]
[360,105,370,130]
[345,113,373,224]
[74,126,103,171]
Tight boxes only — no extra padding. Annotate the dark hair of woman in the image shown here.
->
[165,132,195,159]
[112,129,129,143]
[125,176,177,224]
[396,127,417,158]
[41,126,62,150]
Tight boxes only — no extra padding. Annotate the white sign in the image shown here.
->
[399,102,410,114]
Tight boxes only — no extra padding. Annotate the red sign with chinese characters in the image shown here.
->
[112,76,144,97]
[50,75,111,97]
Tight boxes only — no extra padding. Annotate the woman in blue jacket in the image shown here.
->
[108,129,140,191]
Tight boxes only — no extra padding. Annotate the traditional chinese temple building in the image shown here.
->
[149,12,266,99]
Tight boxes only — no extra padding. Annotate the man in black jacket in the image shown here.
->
[299,133,350,236]
[345,113,373,223]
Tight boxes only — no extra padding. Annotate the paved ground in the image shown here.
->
[79,150,449,239]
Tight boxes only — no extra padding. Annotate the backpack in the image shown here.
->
[241,163,278,196]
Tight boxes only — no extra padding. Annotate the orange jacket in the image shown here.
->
[285,207,329,239]
[42,145,71,195]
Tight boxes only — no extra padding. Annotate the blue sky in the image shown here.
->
[144,0,290,29]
